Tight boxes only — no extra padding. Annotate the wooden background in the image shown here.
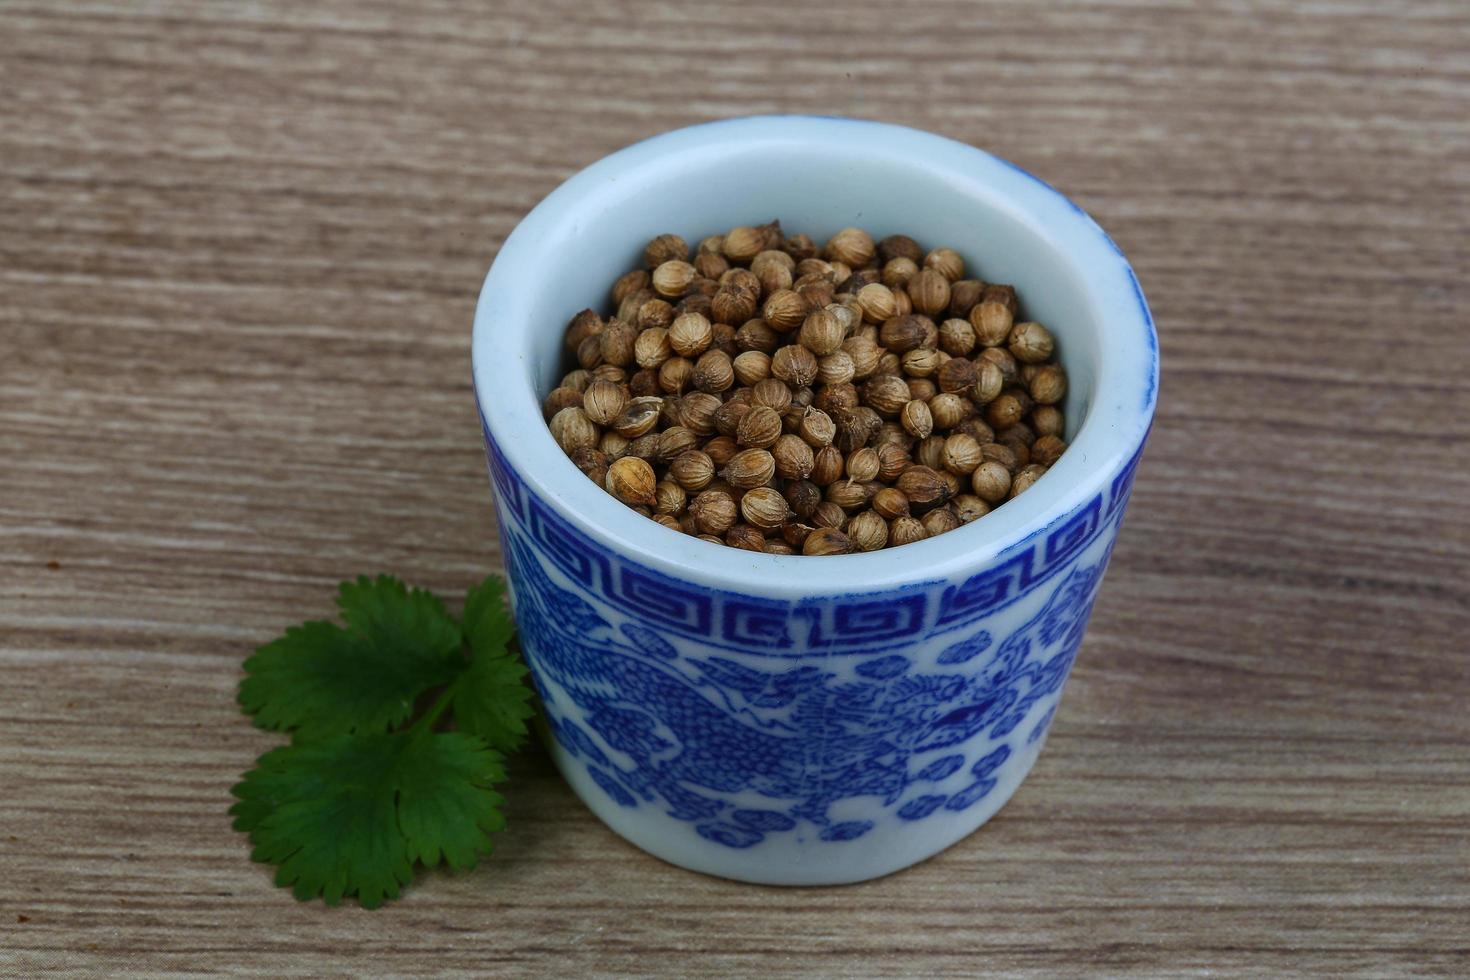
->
[3,1,1467,976]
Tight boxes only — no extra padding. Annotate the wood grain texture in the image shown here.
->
[3,1,1468,976]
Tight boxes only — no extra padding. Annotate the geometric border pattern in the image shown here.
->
[481,418,1142,658]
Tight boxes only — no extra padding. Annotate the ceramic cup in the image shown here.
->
[472,116,1157,885]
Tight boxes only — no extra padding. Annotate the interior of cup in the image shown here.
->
[475,117,1154,592]
[516,148,1096,441]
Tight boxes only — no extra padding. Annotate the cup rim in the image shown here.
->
[473,115,1157,597]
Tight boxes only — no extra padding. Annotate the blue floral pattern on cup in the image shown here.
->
[481,428,1137,851]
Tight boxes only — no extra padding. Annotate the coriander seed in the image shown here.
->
[848,510,889,551]
[741,485,791,530]
[773,433,815,480]
[606,456,657,506]
[771,345,818,386]
[737,405,784,448]
[1028,363,1067,405]
[543,386,583,419]
[550,406,599,451]
[670,450,715,491]
[889,516,927,547]
[803,526,853,556]
[971,461,1012,502]
[669,312,713,357]
[690,489,738,535]
[725,448,776,489]
[547,221,1072,552]
[908,268,951,318]
[582,380,627,426]
[901,399,933,438]
[922,507,961,537]
[1011,464,1047,497]
[1032,405,1064,437]
[726,524,767,552]
[762,289,809,332]
[923,247,965,282]
[952,494,989,524]
[1008,321,1055,364]
[882,257,919,287]
[897,465,950,508]
[847,446,881,483]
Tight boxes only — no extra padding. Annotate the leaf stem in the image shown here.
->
[409,672,464,737]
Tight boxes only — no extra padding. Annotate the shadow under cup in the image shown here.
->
[473,117,1156,885]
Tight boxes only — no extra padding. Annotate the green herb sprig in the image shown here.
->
[230,575,534,908]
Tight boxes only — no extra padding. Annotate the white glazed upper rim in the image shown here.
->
[473,115,1158,599]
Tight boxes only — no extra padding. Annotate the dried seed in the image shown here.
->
[732,350,772,386]
[651,260,697,299]
[896,465,950,508]
[811,501,848,530]
[656,426,700,462]
[811,445,845,485]
[929,392,971,430]
[690,490,738,535]
[725,448,776,489]
[737,405,784,448]
[679,392,723,435]
[668,312,713,357]
[1032,405,1064,437]
[784,479,821,519]
[611,271,648,306]
[941,433,984,475]
[872,486,910,520]
[847,446,881,483]
[692,349,734,393]
[816,351,856,386]
[582,380,628,426]
[946,280,985,320]
[1031,434,1067,467]
[1028,363,1067,405]
[658,356,693,393]
[952,494,989,524]
[922,507,961,537]
[900,399,933,439]
[1008,321,1055,364]
[605,456,657,505]
[882,256,919,288]
[908,268,951,317]
[543,386,583,419]
[773,433,815,480]
[654,479,686,515]
[741,486,791,530]
[772,345,818,386]
[550,406,599,451]
[703,435,739,467]
[847,510,889,551]
[762,289,809,332]
[971,461,1012,502]
[825,227,875,267]
[726,524,768,552]
[1011,464,1047,497]
[889,516,927,547]
[985,390,1031,430]
[670,450,715,491]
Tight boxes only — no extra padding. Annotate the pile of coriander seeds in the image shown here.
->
[543,221,1070,555]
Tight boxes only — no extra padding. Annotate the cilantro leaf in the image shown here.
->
[453,577,535,752]
[239,576,463,738]
[397,733,508,869]
[234,573,536,908]
[230,732,507,908]
[461,575,512,653]
[336,575,462,669]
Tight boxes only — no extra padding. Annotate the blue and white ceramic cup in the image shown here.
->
[472,116,1157,885]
